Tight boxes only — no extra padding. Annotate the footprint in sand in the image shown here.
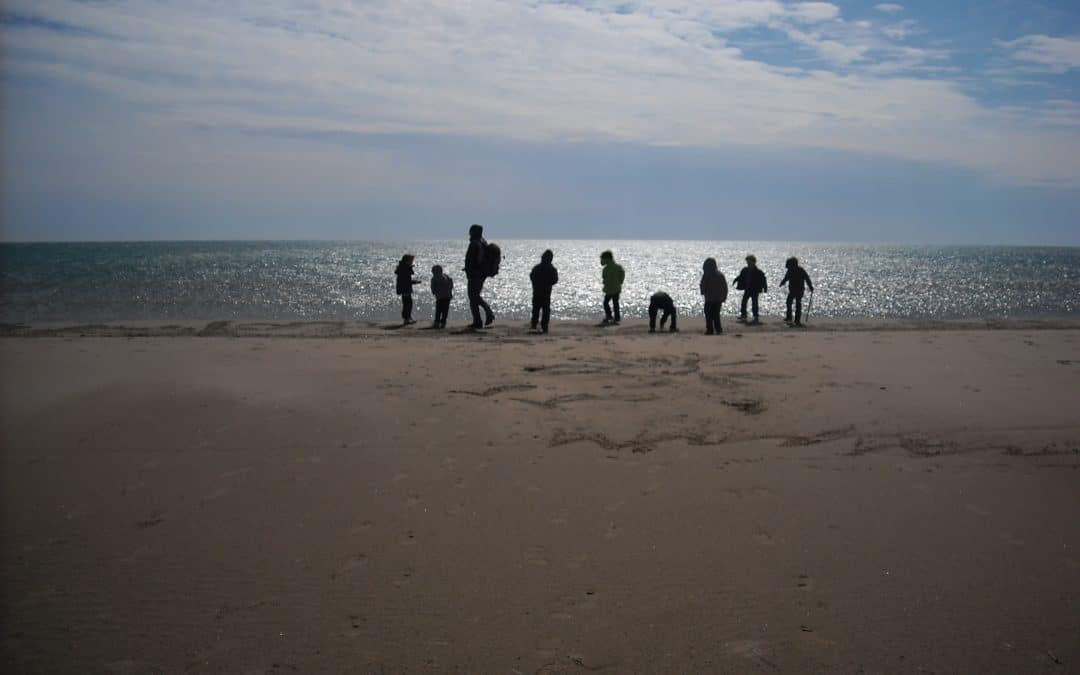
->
[548,509,569,526]
[331,553,369,580]
[603,500,625,513]
[524,547,550,567]
[753,529,775,546]
[391,567,415,588]
[797,574,815,591]
[405,493,422,508]
[200,487,231,503]
[604,523,619,540]
[400,530,417,546]
[350,520,374,535]
[1000,532,1025,546]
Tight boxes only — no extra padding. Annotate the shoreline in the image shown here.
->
[2,315,1080,338]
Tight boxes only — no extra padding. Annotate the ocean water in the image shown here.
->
[1,241,1077,323]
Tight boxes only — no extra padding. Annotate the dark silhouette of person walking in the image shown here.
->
[734,254,767,325]
[700,257,728,334]
[600,250,625,325]
[529,249,558,333]
[780,257,814,327]
[395,254,420,325]
[464,224,495,329]
[648,291,678,332]
[429,264,453,329]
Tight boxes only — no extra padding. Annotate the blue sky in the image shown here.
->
[2,1,1078,244]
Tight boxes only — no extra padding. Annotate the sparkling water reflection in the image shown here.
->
[1,241,1077,323]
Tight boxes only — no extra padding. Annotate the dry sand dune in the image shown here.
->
[2,320,1079,673]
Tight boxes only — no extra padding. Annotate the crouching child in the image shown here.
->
[648,292,678,333]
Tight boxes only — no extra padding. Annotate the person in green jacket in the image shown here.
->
[600,250,625,324]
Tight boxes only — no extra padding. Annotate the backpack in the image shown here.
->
[484,242,501,277]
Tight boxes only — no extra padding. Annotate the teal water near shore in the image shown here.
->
[2,241,1077,323]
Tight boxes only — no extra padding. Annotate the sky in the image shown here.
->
[1,0,1078,244]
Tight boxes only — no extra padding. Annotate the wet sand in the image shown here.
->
[2,319,1079,673]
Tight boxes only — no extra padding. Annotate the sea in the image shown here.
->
[1,241,1077,324]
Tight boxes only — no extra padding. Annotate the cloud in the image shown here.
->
[1001,35,1080,74]
[785,2,840,23]
[1,0,1078,186]
[874,3,904,14]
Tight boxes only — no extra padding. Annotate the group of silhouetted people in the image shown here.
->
[394,224,815,333]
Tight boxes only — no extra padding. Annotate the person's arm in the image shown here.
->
[762,272,768,294]
[618,266,625,286]
[805,269,814,292]
[552,267,558,286]
[780,270,790,287]
[720,276,728,303]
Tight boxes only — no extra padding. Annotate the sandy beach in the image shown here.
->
[2,318,1078,674]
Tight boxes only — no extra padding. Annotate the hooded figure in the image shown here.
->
[648,292,678,333]
[430,264,453,328]
[780,257,814,326]
[529,249,559,333]
[700,257,728,334]
[395,254,420,324]
[734,254,767,324]
[600,250,625,324]
[463,224,494,328]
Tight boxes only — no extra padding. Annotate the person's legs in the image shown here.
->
[750,293,760,321]
[613,294,621,323]
[531,297,541,329]
[648,303,658,331]
[402,295,413,322]
[436,299,450,327]
[704,301,716,333]
[540,299,551,332]
[666,309,677,332]
[793,293,804,324]
[603,294,613,321]
[714,304,723,333]
[740,292,750,319]
[467,277,483,327]
[785,293,794,322]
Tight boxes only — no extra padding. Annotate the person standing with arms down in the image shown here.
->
[529,249,558,333]
[464,224,495,329]
[600,250,625,325]
[429,264,453,329]
[734,254,767,325]
[394,253,420,325]
[780,257,814,327]
[700,257,728,334]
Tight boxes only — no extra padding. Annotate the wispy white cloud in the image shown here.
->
[874,3,904,14]
[1,0,1077,186]
[785,2,840,23]
[1001,35,1080,74]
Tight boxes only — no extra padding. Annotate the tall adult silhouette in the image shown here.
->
[464,224,495,329]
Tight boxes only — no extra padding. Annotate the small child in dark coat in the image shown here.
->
[780,257,814,326]
[529,249,559,333]
[700,257,728,334]
[734,254,767,324]
[648,292,678,333]
[430,265,454,329]
[395,254,421,325]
